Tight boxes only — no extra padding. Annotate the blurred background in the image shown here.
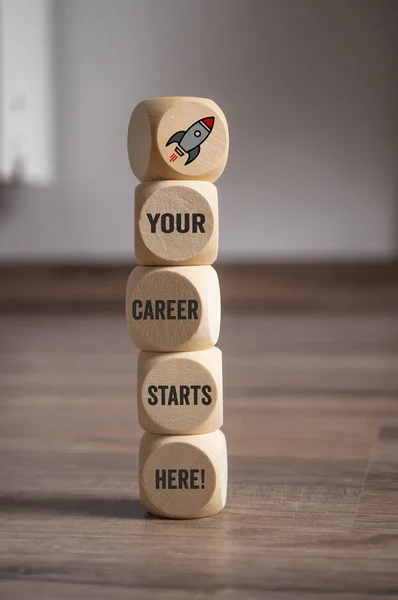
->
[0,0,397,267]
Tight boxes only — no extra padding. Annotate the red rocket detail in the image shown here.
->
[202,117,214,130]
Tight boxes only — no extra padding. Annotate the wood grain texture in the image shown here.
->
[0,309,398,598]
[0,262,397,312]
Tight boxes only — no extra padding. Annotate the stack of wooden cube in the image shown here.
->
[126,97,229,518]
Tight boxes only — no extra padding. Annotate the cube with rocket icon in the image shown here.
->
[128,97,229,182]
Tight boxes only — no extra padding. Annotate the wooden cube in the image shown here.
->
[137,347,222,435]
[126,266,220,352]
[135,181,218,266]
[139,430,227,518]
[128,97,229,182]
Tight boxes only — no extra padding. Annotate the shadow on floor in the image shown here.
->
[0,494,149,520]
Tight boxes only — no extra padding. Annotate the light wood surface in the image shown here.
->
[139,430,227,519]
[1,308,398,597]
[135,181,218,266]
[126,265,221,351]
[137,348,223,435]
[128,97,229,182]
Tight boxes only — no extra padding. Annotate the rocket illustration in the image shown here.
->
[166,116,215,165]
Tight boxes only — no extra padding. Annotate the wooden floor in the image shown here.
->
[1,310,398,598]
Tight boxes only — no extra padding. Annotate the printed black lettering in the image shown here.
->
[168,469,178,489]
[191,385,201,406]
[176,213,190,233]
[156,469,206,489]
[143,300,154,320]
[166,300,176,319]
[178,469,189,489]
[200,468,205,489]
[202,385,212,405]
[155,299,166,320]
[155,469,166,489]
[158,385,168,406]
[132,300,142,320]
[146,385,214,406]
[193,213,205,233]
[180,385,190,405]
[188,299,199,319]
[161,213,174,233]
[132,300,201,320]
[177,300,186,320]
[168,385,178,405]
[190,469,200,489]
[148,385,158,406]
[146,213,160,233]
[147,213,207,235]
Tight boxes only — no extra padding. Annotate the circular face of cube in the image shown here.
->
[138,347,223,435]
[126,266,221,352]
[139,431,227,518]
[128,97,229,182]
[135,181,218,266]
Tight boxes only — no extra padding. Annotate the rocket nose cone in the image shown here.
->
[202,117,215,131]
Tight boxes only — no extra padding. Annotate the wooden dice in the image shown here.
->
[128,97,229,182]
[127,97,228,519]
[137,347,223,435]
[135,181,218,266]
[139,430,227,519]
[126,265,221,352]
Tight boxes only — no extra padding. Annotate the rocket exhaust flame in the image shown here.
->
[169,152,178,162]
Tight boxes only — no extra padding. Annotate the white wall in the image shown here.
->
[0,0,397,262]
[0,0,53,184]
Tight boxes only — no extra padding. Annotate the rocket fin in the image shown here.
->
[166,130,184,146]
[185,145,200,165]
